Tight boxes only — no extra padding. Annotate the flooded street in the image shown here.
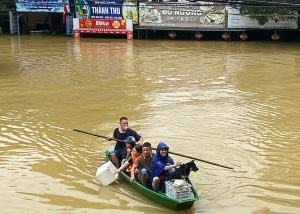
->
[0,35,300,214]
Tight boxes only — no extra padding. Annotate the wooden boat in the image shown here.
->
[105,146,199,211]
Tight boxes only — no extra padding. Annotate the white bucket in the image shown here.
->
[96,161,118,185]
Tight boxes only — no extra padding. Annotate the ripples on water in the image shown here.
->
[0,36,300,213]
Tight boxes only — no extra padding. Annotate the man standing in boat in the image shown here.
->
[107,117,143,168]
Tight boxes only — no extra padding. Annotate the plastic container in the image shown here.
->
[96,161,118,185]
[165,180,192,201]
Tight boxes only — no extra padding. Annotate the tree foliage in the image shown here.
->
[0,1,6,34]
[0,3,6,11]
[0,0,15,10]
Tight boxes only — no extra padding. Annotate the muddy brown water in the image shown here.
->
[0,35,300,214]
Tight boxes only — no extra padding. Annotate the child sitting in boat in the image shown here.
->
[151,142,181,192]
[121,136,136,165]
[115,144,143,176]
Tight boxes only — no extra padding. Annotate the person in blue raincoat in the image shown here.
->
[151,142,181,192]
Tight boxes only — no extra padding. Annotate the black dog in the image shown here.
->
[166,160,199,185]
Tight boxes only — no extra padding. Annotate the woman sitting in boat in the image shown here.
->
[151,142,181,192]
[115,144,142,176]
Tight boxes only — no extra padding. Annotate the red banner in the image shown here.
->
[79,19,127,30]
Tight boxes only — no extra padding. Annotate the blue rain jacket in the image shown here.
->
[151,142,174,180]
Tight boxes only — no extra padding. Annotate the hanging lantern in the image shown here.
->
[195,32,203,40]
[240,32,248,41]
[169,31,176,39]
[271,33,280,41]
[222,32,230,40]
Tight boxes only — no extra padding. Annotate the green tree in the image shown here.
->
[0,2,6,11]
[0,2,5,34]
[0,0,16,10]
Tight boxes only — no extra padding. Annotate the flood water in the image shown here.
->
[0,35,300,214]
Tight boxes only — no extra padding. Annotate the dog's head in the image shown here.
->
[187,160,199,172]
[180,160,199,172]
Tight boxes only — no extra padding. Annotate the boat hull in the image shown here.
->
[105,146,199,210]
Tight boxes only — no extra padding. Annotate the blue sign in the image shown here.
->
[75,0,138,24]
[16,0,70,13]
[88,0,123,19]
[66,14,73,35]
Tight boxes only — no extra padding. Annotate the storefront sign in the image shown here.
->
[16,0,70,13]
[139,2,225,28]
[227,7,298,29]
[75,0,138,24]
[73,18,132,34]
[79,19,126,29]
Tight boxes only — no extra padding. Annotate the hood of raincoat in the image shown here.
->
[155,142,169,157]
[151,142,174,180]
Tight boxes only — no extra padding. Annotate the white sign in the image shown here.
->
[227,7,298,29]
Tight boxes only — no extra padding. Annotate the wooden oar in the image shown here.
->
[152,148,233,170]
[73,129,125,143]
[73,129,232,170]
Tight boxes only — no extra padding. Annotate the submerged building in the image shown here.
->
[1,0,300,41]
